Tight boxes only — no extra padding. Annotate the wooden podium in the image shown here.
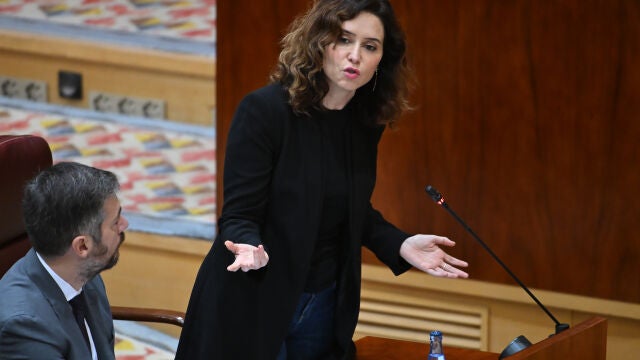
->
[355,316,607,359]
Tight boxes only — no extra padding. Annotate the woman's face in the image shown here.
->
[322,11,384,106]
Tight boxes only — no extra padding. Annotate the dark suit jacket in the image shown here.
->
[0,249,115,360]
[176,84,412,360]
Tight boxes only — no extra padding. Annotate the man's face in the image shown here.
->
[84,195,128,277]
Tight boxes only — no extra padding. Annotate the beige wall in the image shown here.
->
[101,231,210,337]
[0,30,215,126]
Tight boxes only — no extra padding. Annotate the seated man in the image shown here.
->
[0,162,128,360]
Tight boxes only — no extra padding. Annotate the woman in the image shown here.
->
[176,1,468,359]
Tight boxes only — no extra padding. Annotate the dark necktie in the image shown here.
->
[69,292,91,350]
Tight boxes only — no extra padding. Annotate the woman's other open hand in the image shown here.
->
[399,234,469,278]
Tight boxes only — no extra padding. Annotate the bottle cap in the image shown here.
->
[430,330,442,337]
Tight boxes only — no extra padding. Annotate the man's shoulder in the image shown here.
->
[0,254,54,320]
[0,255,30,289]
[0,277,48,323]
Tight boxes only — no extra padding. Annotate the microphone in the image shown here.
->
[425,185,570,358]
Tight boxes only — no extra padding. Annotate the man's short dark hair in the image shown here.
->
[22,162,120,257]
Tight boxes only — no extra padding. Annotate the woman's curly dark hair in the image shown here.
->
[270,0,412,126]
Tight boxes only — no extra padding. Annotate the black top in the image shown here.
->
[305,108,350,292]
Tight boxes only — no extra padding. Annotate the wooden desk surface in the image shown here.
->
[356,336,499,360]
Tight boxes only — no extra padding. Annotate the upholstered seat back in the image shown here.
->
[0,134,52,276]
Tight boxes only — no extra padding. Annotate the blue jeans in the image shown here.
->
[276,283,336,360]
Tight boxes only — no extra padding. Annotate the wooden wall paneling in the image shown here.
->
[216,1,640,303]
[216,0,309,214]
[606,0,640,299]
[525,0,631,303]
[369,0,639,303]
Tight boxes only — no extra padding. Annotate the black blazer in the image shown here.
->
[176,84,411,360]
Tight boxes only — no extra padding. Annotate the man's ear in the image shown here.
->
[70,235,91,257]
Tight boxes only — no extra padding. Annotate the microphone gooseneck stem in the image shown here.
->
[439,201,562,327]
[425,185,568,333]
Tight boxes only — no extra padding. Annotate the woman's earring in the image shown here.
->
[372,68,378,92]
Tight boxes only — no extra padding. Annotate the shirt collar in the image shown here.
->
[36,252,82,301]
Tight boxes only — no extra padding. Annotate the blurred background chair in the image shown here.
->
[0,134,51,276]
[0,134,184,328]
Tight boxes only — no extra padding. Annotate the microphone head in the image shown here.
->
[425,185,443,203]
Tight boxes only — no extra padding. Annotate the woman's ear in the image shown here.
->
[70,235,91,257]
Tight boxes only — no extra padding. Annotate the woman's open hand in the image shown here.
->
[225,240,270,272]
[399,234,469,278]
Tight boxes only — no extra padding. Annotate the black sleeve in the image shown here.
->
[362,204,413,275]
[217,87,285,247]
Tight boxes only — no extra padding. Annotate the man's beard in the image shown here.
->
[82,232,125,280]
